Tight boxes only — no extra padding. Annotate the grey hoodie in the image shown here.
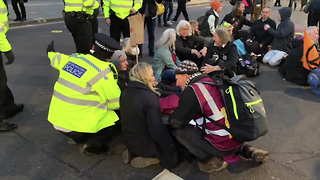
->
[267,7,295,54]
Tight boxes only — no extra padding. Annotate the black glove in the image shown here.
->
[4,50,15,65]
[47,41,55,53]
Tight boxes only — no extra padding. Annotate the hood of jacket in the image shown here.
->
[278,7,292,21]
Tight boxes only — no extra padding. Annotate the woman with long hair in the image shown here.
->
[153,28,181,84]
[120,62,179,169]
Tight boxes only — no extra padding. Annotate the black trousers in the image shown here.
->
[173,2,189,21]
[274,0,281,6]
[0,53,17,119]
[12,0,26,19]
[309,12,320,45]
[61,122,122,154]
[64,14,93,54]
[109,14,130,43]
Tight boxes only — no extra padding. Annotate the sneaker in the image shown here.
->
[122,149,132,164]
[130,157,160,168]
[197,157,228,173]
[166,21,172,25]
[170,19,177,23]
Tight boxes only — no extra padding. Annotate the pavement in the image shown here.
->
[1,2,319,180]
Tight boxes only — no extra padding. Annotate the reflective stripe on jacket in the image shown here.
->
[103,0,142,19]
[189,77,243,151]
[64,0,98,13]
[0,0,10,52]
[47,52,121,133]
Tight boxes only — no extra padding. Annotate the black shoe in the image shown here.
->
[0,121,17,132]
[148,52,154,57]
[80,144,109,156]
[20,18,27,21]
[3,104,24,120]
[14,18,21,21]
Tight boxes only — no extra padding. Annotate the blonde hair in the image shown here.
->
[155,28,176,49]
[189,20,199,36]
[129,62,160,95]
[215,27,232,44]
[176,20,192,36]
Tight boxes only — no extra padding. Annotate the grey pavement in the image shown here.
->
[1,3,319,180]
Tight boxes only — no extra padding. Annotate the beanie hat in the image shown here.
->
[109,50,127,67]
[210,0,222,11]
[175,60,199,75]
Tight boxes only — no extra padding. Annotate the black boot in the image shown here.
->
[0,120,17,132]
[238,144,269,163]
[3,104,24,119]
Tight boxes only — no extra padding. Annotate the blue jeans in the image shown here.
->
[139,17,156,54]
[161,69,176,83]
[159,2,173,24]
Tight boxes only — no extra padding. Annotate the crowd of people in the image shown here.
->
[1,0,320,176]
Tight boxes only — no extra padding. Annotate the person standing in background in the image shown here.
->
[11,0,27,21]
[158,0,173,27]
[171,0,189,22]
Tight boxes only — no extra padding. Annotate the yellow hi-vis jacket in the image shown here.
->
[103,0,142,19]
[86,0,100,16]
[0,0,11,52]
[64,0,99,15]
[47,52,121,133]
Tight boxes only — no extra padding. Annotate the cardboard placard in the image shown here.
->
[128,14,145,46]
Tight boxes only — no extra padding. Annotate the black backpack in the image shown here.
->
[310,0,320,13]
[235,55,260,77]
[200,75,268,142]
[197,15,209,32]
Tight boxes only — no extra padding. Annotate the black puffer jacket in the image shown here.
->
[267,7,294,54]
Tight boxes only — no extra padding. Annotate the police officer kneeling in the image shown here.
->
[46,33,122,155]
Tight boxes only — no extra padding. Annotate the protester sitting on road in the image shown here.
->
[120,62,179,169]
[108,50,129,91]
[201,27,238,78]
[169,60,269,173]
[279,26,319,86]
[221,2,252,37]
[199,0,223,42]
[175,20,208,68]
[190,20,200,36]
[46,33,122,156]
[220,21,234,36]
[247,7,276,56]
[262,7,295,66]
[153,29,181,84]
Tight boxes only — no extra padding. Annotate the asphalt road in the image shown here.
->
[1,4,319,180]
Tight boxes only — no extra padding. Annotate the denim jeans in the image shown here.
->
[139,17,156,54]
[158,2,173,24]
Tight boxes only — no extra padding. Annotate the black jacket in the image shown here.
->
[139,0,162,17]
[175,35,208,61]
[221,12,252,34]
[200,9,219,37]
[120,81,179,169]
[249,17,276,46]
[202,41,238,78]
[267,7,294,54]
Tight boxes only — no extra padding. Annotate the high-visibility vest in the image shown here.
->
[86,0,100,15]
[47,52,121,133]
[64,0,99,14]
[103,0,142,19]
[0,0,11,52]
[301,29,320,70]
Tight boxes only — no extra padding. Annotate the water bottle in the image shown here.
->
[239,58,246,68]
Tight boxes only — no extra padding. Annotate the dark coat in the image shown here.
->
[120,81,179,169]
[221,12,252,34]
[249,17,277,46]
[278,43,311,86]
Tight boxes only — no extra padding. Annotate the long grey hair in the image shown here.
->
[155,28,176,49]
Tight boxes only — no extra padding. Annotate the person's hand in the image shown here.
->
[191,49,201,58]
[268,45,272,51]
[47,41,55,53]
[201,64,221,74]
[260,44,263,48]
[106,18,111,26]
[247,39,252,42]
[200,47,207,57]
[4,50,15,65]
[130,9,136,14]
[264,24,270,30]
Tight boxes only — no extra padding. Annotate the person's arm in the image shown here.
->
[248,21,257,40]
[267,21,294,38]
[91,64,121,110]
[103,0,110,18]
[194,35,209,47]
[158,48,178,69]
[133,0,143,12]
[216,44,238,71]
[169,87,201,129]
[83,0,99,8]
[262,20,276,46]
[243,17,253,27]
[47,52,70,70]
[201,43,213,67]
[208,15,216,35]
[175,37,193,55]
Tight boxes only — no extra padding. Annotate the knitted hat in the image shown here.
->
[175,60,199,75]
[109,50,127,67]
[210,0,222,11]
